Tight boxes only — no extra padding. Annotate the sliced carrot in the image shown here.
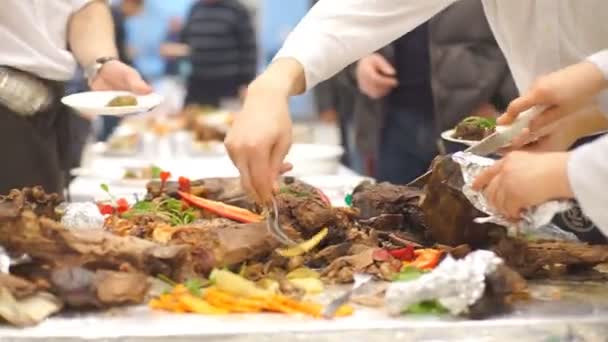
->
[178,294,228,315]
[179,191,262,223]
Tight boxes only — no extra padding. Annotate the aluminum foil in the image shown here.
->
[452,152,577,241]
[60,202,105,230]
[385,250,502,316]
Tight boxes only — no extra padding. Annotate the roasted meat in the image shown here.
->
[352,181,428,245]
[169,222,282,275]
[452,116,496,141]
[50,268,149,308]
[421,156,506,247]
[493,238,608,278]
[0,210,193,281]
[0,187,61,221]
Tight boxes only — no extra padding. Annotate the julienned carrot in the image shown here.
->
[178,294,228,315]
[178,191,262,223]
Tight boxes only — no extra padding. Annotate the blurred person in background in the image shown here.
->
[169,0,258,107]
[0,0,150,195]
[65,0,144,181]
[348,0,516,184]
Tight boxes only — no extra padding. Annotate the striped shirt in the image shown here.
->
[182,0,257,84]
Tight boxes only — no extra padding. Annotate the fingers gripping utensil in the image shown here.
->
[267,197,297,246]
[407,106,547,187]
[322,273,373,319]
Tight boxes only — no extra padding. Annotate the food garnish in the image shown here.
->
[178,191,262,223]
[452,116,497,141]
[122,197,196,226]
[97,184,130,215]
[402,249,443,270]
[106,95,137,107]
[150,269,352,317]
[276,227,328,257]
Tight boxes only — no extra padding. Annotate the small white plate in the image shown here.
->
[440,129,478,146]
[61,91,163,116]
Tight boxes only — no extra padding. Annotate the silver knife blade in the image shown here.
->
[465,106,547,157]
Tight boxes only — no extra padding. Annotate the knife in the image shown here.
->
[407,106,547,187]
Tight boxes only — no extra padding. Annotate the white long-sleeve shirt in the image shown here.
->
[588,50,608,114]
[276,0,608,97]
[0,0,93,80]
[569,134,608,235]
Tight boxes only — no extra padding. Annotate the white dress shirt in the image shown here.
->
[569,134,608,236]
[276,0,608,96]
[0,0,93,81]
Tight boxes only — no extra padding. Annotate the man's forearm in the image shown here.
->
[250,58,306,97]
[68,0,118,68]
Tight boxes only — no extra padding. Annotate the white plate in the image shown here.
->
[440,129,479,146]
[61,91,163,116]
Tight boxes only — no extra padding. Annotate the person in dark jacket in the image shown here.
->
[345,0,516,184]
[181,0,257,106]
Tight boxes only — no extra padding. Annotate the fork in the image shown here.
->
[322,273,373,319]
[267,197,297,246]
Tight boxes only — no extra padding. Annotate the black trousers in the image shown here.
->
[0,96,68,195]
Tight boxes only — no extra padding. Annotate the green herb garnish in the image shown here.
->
[462,116,497,129]
[122,198,196,226]
[345,194,353,206]
[279,186,310,197]
[184,278,207,297]
[393,266,425,282]
[404,300,448,315]
[150,165,162,179]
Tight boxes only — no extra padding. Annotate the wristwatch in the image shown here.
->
[84,56,118,82]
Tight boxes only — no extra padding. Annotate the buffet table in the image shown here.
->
[2,280,608,341]
[12,127,607,341]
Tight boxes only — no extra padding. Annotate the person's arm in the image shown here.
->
[258,0,457,96]
[68,0,150,94]
[587,50,608,115]
[227,0,457,203]
[234,7,258,87]
[568,134,608,235]
[68,0,118,68]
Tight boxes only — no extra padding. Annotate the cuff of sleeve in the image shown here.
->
[587,50,608,81]
[274,45,322,91]
[568,139,608,237]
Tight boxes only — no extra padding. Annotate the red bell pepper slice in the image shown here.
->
[178,191,262,223]
[403,249,442,270]
[178,176,191,192]
[116,198,130,214]
[97,203,115,215]
[388,245,415,261]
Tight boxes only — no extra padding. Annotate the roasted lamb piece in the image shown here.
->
[351,181,428,246]
[0,186,61,220]
[0,210,193,281]
[452,116,496,141]
[421,156,506,247]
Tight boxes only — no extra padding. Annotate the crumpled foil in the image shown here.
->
[386,250,502,316]
[60,202,105,230]
[452,152,577,241]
